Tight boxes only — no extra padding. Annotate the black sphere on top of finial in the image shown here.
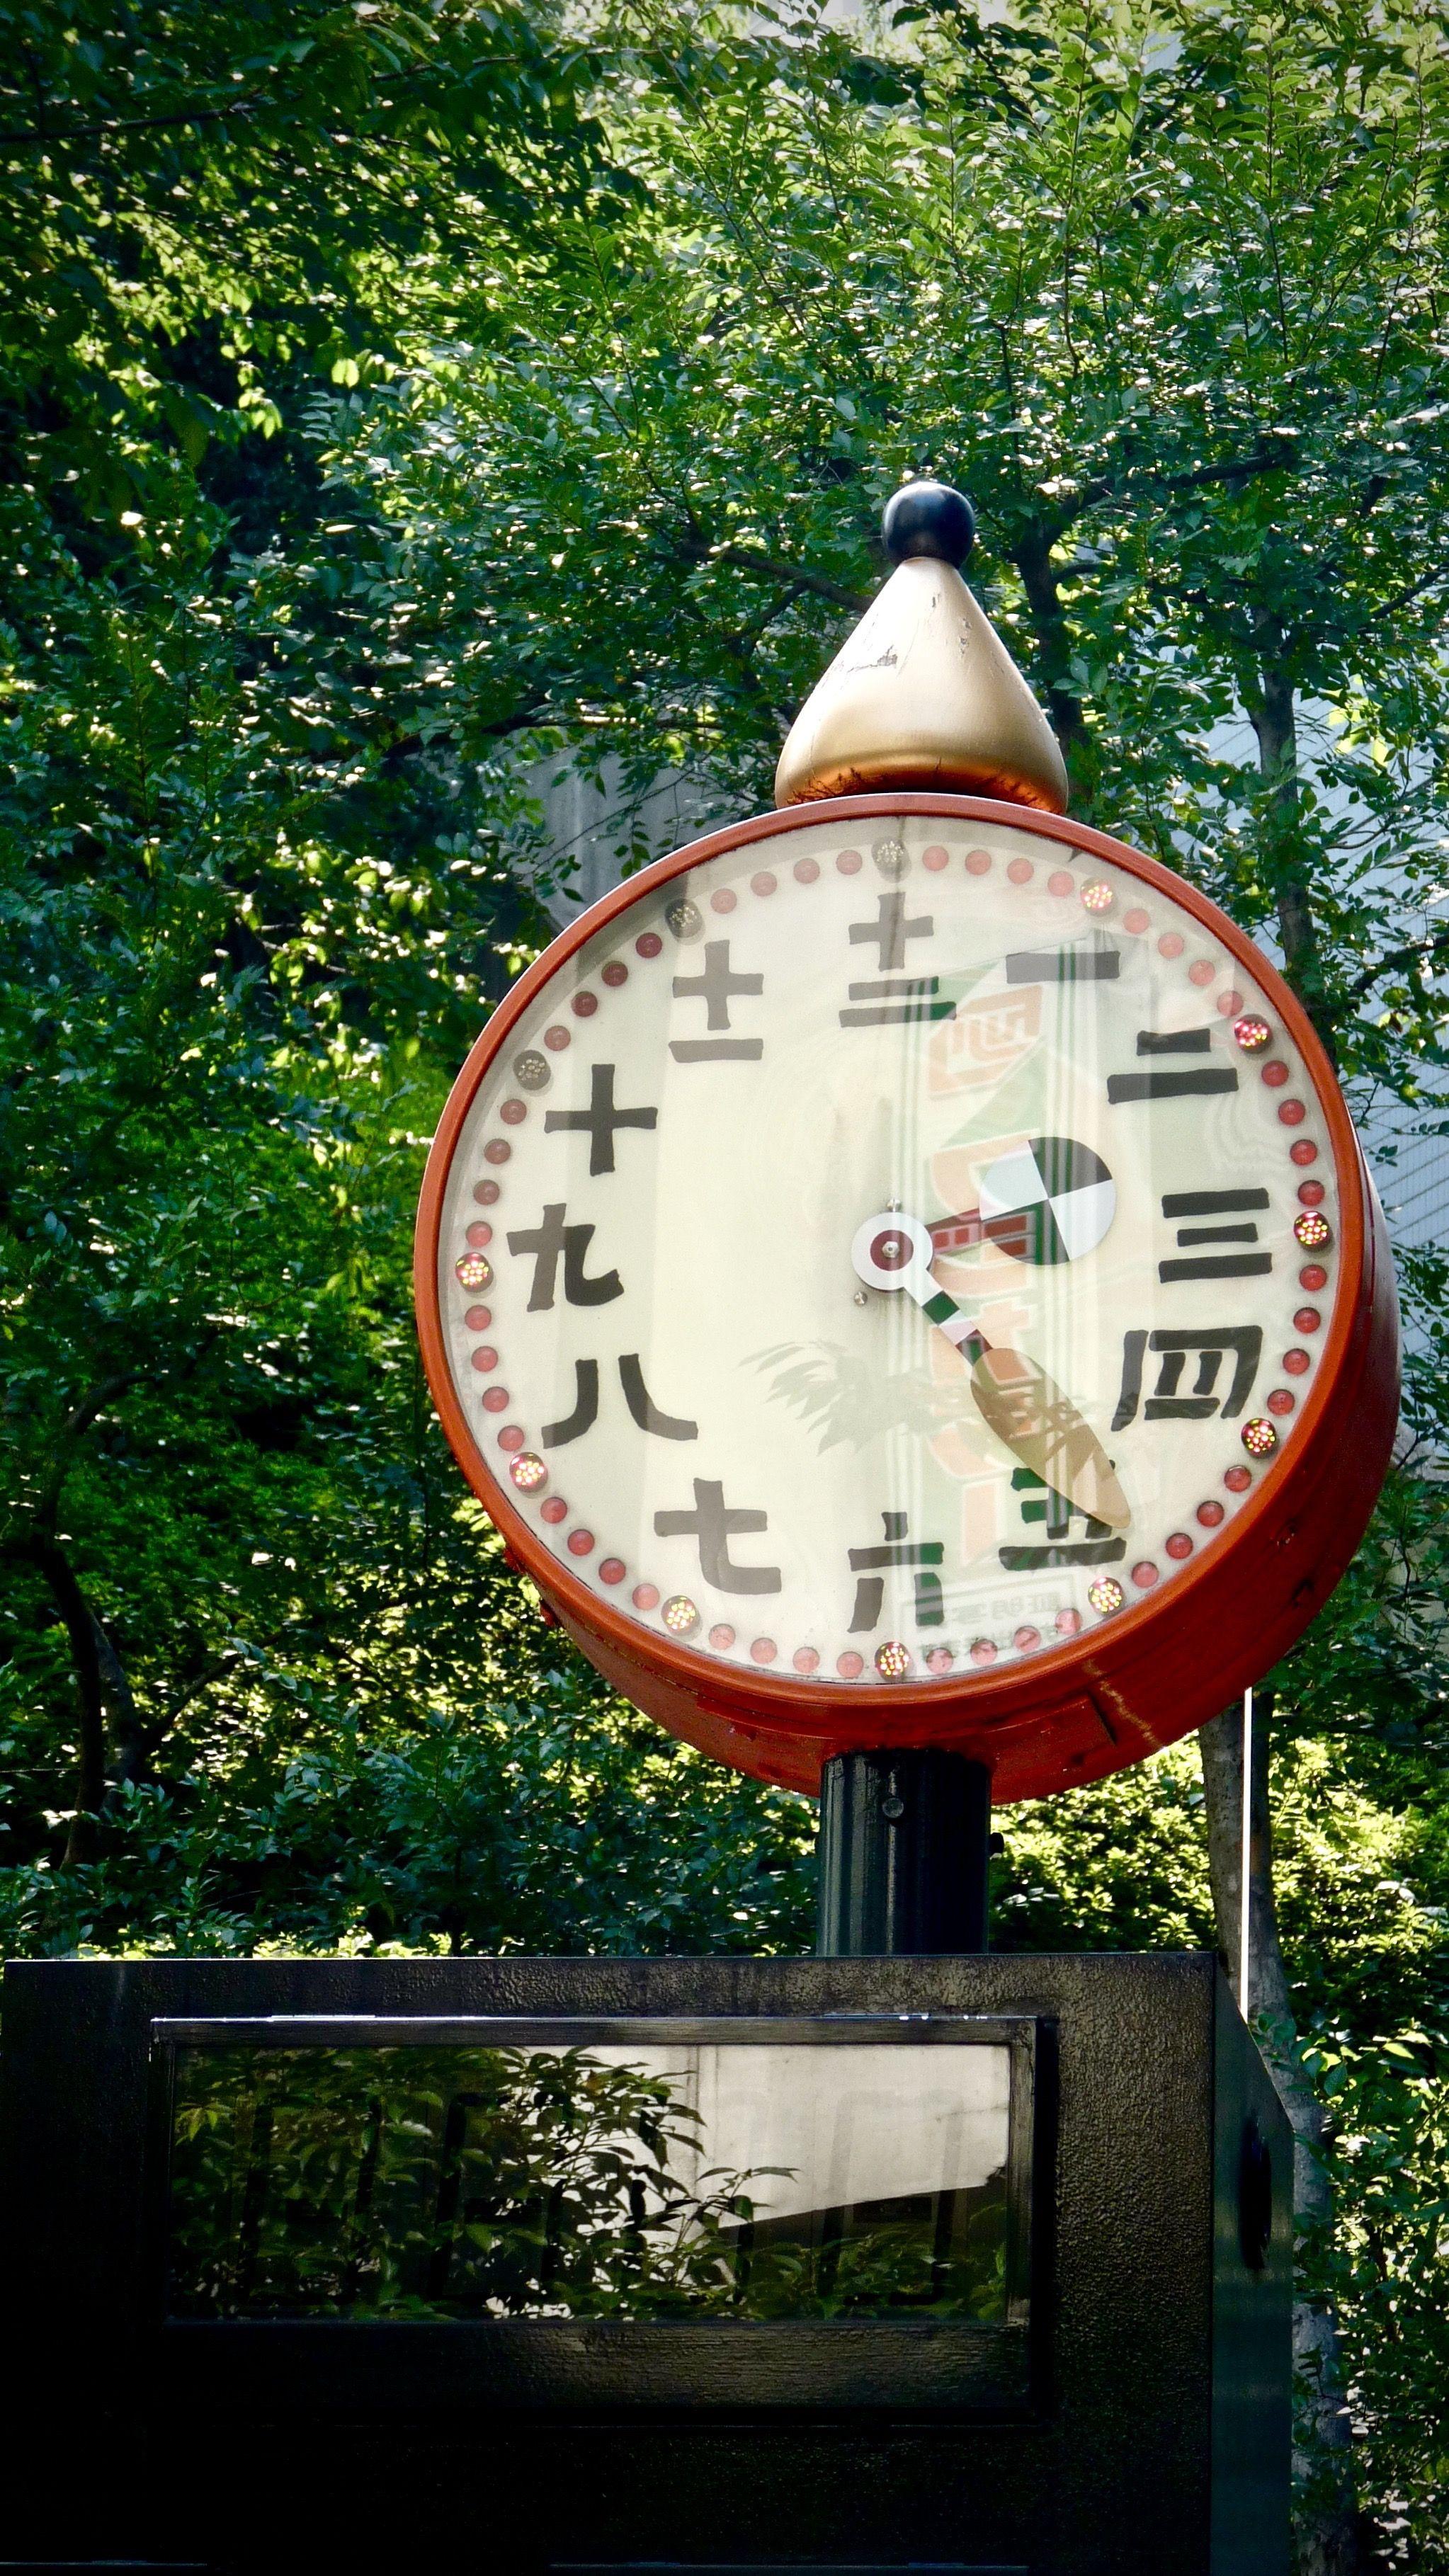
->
[882,479,975,569]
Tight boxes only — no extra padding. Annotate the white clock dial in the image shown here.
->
[437,813,1338,1688]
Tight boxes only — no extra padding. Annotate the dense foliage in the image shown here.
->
[168,2041,1008,2320]
[4,0,1449,2558]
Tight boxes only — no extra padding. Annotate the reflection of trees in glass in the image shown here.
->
[720,2184,1007,2324]
[751,1343,950,1456]
[168,2046,1008,2325]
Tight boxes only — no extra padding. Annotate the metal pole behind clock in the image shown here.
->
[816,1748,992,1954]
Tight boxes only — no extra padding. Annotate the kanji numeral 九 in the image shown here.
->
[847,1510,944,1630]
[1111,1327,1263,1428]
[506,1204,623,1310]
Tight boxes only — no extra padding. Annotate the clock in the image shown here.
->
[414,790,1397,1802]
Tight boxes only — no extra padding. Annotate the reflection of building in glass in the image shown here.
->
[528,757,720,930]
[590,2039,1010,2228]
[165,2039,1014,2325]
[593,2039,1012,2314]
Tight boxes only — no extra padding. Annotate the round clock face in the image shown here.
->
[424,807,1349,1700]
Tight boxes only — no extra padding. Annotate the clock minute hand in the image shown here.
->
[850,1211,1130,1534]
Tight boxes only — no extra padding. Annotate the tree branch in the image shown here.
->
[1162,443,1297,493]
[35,1372,147,1522]
[0,95,265,147]
[1348,923,1449,1003]
[1246,633,1338,1064]
[669,535,870,614]
[91,1612,154,1789]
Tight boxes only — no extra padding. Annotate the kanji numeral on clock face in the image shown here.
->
[542,1355,698,1449]
[840,893,953,1027]
[1107,1030,1239,1102]
[445,823,1326,1695]
[1158,1190,1271,1282]
[506,1204,623,1309]
[999,1468,1125,1569]
[545,1064,657,1175]
[1004,935,1120,984]
[846,1510,944,1630]
[618,1352,698,1439]
[654,1478,781,1595]
[1111,1327,1263,1427]
[851,892,931,972]
[671,942,763,1061]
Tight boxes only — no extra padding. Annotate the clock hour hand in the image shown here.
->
[850,1211,1130,1532]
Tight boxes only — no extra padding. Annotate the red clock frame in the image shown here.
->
[415,792,1399,1803]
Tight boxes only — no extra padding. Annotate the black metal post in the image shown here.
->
[816,1747,991,1956]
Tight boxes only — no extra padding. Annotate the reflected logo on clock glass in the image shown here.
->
[976,1136,1116,1265]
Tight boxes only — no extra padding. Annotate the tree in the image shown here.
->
[0,0,812,1949]
[6,0,1449,2559]
[317,1,1449,2556]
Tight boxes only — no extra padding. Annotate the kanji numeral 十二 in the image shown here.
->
[846,1510,944,1630]
[654,1478,781,1594]
[545,1064,657,1175]
[840,893,953,1027]
[671,942,763,1061]
[506,1204,623,1309]
[1111,1327,1263,1427]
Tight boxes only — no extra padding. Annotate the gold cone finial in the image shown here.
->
[774,481,1069,814]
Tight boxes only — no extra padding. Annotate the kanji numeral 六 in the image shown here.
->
[846,1510,944,1629]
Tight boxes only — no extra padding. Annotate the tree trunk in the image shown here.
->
[21,1534,153,1854]
[1245,637,1337,1067]
[91,1608,152,1790]
[10,1369,171,1854]
[1200,1699,1360,2575]
[1013,521,1090,781]
[24,1534,108,1862]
